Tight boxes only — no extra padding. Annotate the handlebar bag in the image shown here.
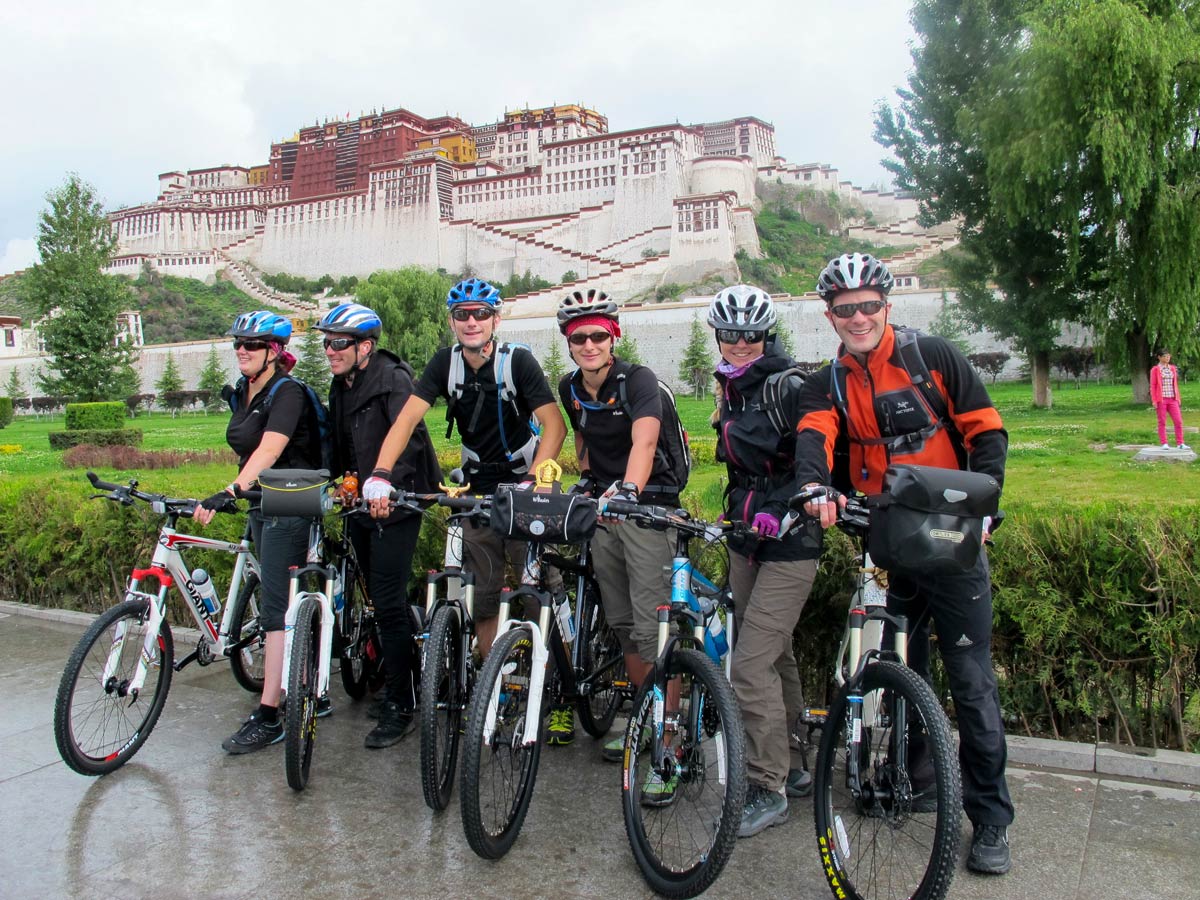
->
[867,464,1000,576]
[259,468,331,519]
[490,485,598,544]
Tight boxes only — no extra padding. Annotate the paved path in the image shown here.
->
[2,610,1197,900]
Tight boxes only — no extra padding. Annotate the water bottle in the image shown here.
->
[555,594,576,643]
[191,568,220,616]
[705,610,729,659]
[332,568,345,612]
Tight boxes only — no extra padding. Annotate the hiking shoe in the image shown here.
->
[365,701,415,749]
[547,705,575,747]
[1180,443,1192,451]
[602,727,649,763]
[367,697,384,719]
[786,767,813,798]
[316,694,333,718]
[1162,443,1171,450]
[640,770,678,807]
[738,783,789,838]
[967,823,1011,875]
[222,711,284,755]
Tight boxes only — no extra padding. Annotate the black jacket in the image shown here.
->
[328,349,441,523]
[714,339,821,561]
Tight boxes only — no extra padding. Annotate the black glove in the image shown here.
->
[200,491,238,513]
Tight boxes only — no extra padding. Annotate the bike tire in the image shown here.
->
[285,596,321,792]
[575,584,625,738]
[813,660,962,900]
[227,574,266,694]
[54,599,175,776]
[338,563,377,700]
[460,625,543,860]
[419,604,464,811]
[622,647,747,899]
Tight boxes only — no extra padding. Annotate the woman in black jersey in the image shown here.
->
[195,311,322,754]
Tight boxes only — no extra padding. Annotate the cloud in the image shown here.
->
[0,238,38,277]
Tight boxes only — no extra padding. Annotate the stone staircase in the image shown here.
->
[215,249,318,316]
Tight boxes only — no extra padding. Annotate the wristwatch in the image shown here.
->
[618,481,640,496]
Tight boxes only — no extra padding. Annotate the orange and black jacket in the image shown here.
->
[793,325,1007,495]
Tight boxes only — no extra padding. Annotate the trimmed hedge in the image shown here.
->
[0,397,12,428]
[65,401,125,431]
[49,429,144,450]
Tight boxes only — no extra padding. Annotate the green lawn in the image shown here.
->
[1,381,1195,506]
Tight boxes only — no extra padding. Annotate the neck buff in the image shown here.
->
[716,355,761,381]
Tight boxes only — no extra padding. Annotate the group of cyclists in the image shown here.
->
[196,250,1014,878]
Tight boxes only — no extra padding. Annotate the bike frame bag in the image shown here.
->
[490,484,598,544]
[867,464,1000,576]
[259,468,332,519]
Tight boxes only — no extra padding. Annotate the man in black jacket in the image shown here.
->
[318,302,441,748]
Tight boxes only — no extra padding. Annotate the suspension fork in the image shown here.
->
[110,573,171,698]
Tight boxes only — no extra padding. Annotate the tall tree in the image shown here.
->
[24,174,139,401]
[156,351,184,416]
[197,344,229,411]
[678,315,714,400]
[774,320,797,358]
[355,267,452,373]
[5,368,23,403]
[874,0,1079,407]
[291,326,332,398]
[542,338,568,387]
[975,0,1200,402]
[615,334,643,365]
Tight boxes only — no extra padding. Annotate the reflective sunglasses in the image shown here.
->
[568,331,613,347]
[322,337,358,351]
[830,299,888,319]
[715,329,766,345]
[450,307,496,322]
[232,339,270,352]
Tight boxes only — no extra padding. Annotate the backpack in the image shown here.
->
[226,375,334,472]
[574,364,691,494]
[829,326,960,458]
[445,342,541,472]
[760,367,810,436]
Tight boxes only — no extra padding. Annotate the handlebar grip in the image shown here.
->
[602,499,642,518]
[438,494,487,512]
[234,487,262,501]
[86,471,123,493]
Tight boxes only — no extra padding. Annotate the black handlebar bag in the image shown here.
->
[259,468,331,518]
[867,464,1000,576]
[490,485,598,544]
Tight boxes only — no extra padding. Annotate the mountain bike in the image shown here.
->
[786,488,963,900]
[54,472,262,776]
[603,497,747,900]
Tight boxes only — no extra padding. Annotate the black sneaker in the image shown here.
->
[222,711,284,755]
[967,823,1011,875]
[365,701,415,749]
[786,767,813,798]
[316,695,333,718]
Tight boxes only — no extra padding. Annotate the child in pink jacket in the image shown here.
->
[1151,350,1189,450]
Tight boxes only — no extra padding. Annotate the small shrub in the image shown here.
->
[63,445,237,470]
[66,402,125,431]
[50,429,144,450]
[0,397,12,428]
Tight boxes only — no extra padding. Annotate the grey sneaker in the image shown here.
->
[786,767,812,798]
[222,711,284,755]
[738,782,789,838]
[967,823,1011,874]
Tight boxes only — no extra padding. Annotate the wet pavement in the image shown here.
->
[3,609,1198,900]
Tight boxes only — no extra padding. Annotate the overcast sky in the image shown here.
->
[0,0,917,276]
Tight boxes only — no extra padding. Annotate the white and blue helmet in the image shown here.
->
[315,302,382,339]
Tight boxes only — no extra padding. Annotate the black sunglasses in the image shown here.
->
[450,307,496,322]
[232,339,270,352]
[567,331,613,347]
[322,337,358,351]
[830,299,888,319]
[715,329,766,345]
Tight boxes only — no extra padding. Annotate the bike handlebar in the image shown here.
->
[86,471,213,517]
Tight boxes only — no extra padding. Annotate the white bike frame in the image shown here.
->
[279,521,336,705]
[837,550,907,724]
[106,520,260,696]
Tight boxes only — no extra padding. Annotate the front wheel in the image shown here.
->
[54,600,175,776]
[285,596,322,791]
[420,603,465,811]
[460,625,542,859]
[622,647,747,899]
[228,574,266,694]
[813,661,962,900]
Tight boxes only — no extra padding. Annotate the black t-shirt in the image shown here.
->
[559,360,670,492]
[414,344,555,491]
[226,372,320,470]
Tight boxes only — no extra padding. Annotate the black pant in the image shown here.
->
[885,553,1015,827]
[347,515,421,713]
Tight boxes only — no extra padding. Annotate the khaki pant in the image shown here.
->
[590,521,674,662]
[462,519,562,621]
[729,553,817,791]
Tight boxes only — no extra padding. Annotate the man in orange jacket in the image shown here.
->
[794,253,1014,876]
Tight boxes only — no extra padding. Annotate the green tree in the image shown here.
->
[355,267,452,373]
[25,174,140,401]
[561,270,579,284]
[197,344,229,411]
[5,368,23,403]
[156,351,184,416]
[974,0,1200,403]
[874,0,1078,408]
[615,334,643,365]
[774,319,797,358]
[928,292,972,356]
[678,315,713,400]
[292,326,332,398]
[543,339,568,387]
